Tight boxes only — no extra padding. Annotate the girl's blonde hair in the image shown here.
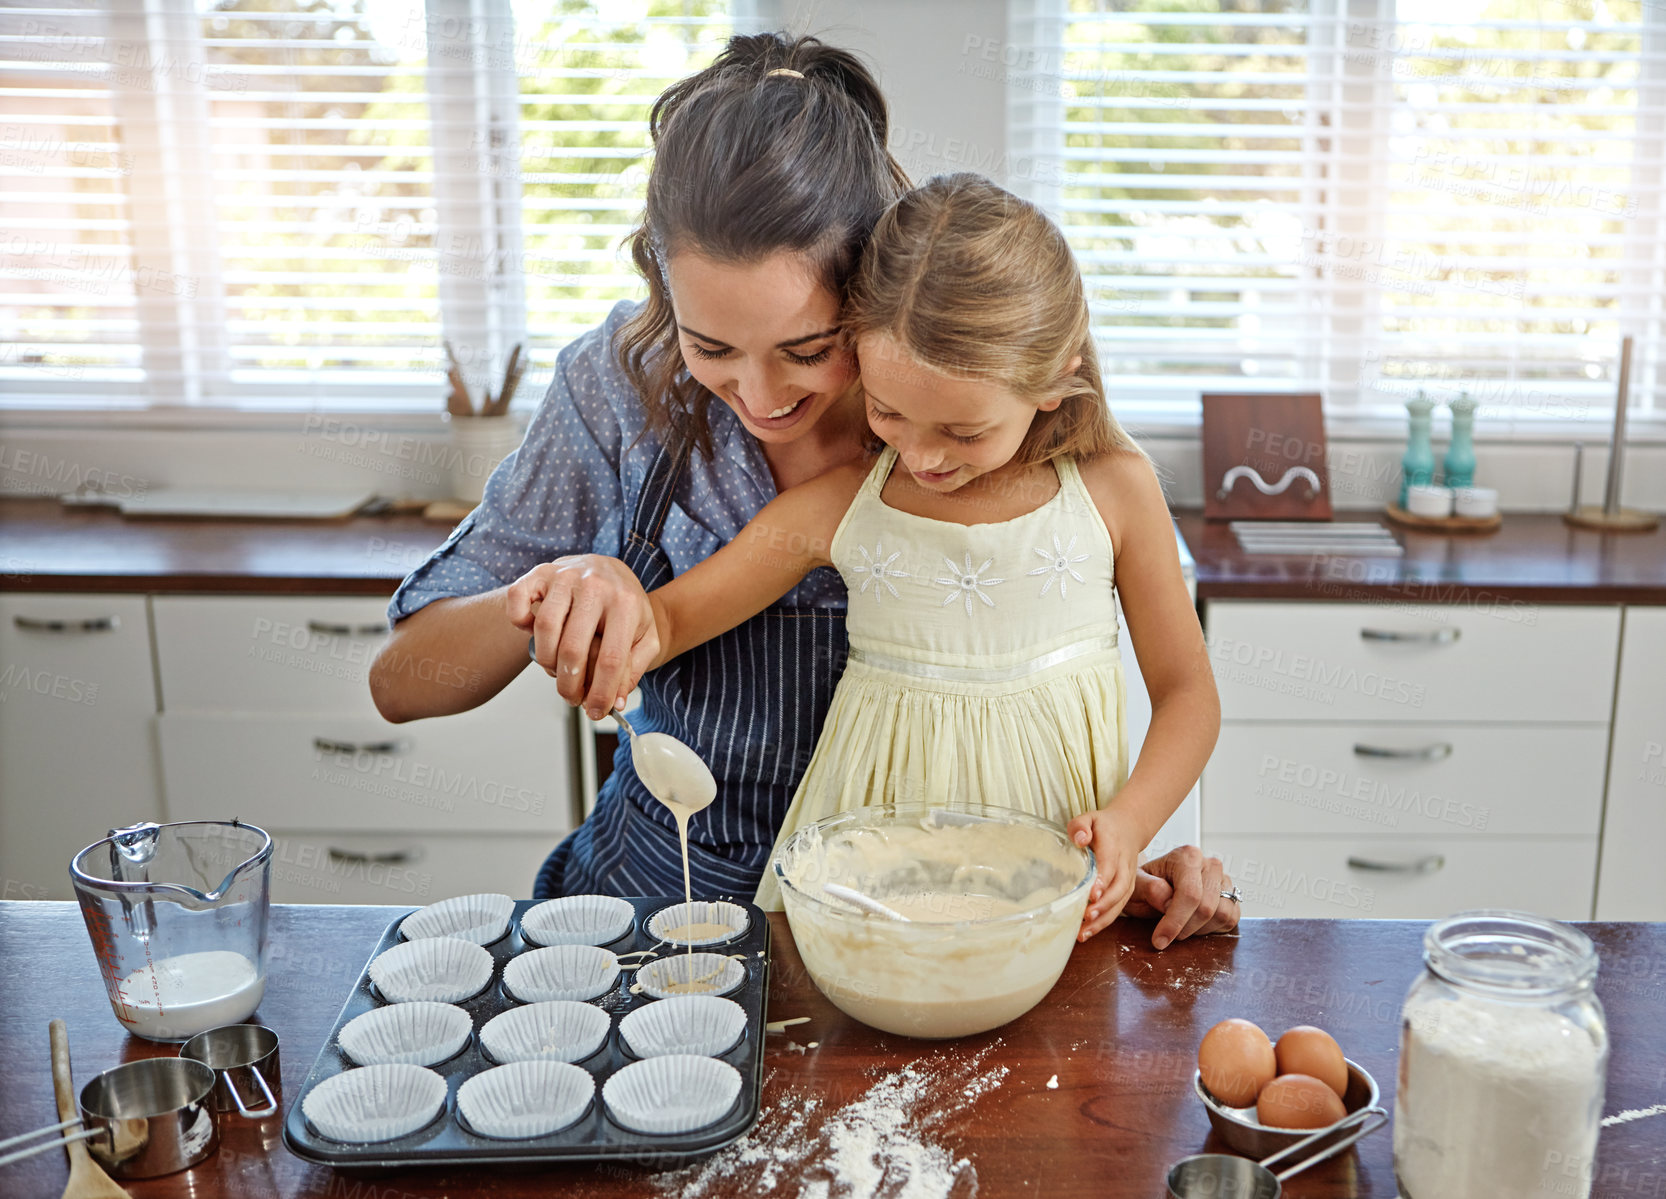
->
[842,173,1142,466]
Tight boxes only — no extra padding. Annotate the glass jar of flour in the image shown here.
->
[1395,910,1607,1199]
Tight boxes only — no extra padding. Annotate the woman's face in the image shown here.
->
[664,250,857,444]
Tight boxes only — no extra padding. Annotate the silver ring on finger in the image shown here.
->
[1220,887,1243,905]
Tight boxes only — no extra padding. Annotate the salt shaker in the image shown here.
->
[1395,910,1608,1199]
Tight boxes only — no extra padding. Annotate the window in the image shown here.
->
[1011,0,1666,426]
[0,0,730,412]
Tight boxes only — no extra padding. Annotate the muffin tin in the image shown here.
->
[283,897,769,1167]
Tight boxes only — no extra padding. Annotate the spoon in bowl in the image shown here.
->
[822,882,911,921]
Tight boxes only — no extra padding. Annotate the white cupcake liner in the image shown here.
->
[457,1060,595,1140]
[502,945,620,1003]
[302,1063,448,1143]
[338,1002,472,1067]
[520,895,635,947]
[646,901,750,947]
[479,1001,611,1064]
[620,995,746,1059]
[602,1055,741,1135]
[399,893,514,945]
[369,938,494,1004]
[636,952,746,1000]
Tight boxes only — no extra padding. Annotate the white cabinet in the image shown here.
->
[0,594,162,900]
[1203,601,1619,920]
[152,596,578,904]
[1207,836,1598,919]
[1207,602,1618,723]
[1595,608,1666,920]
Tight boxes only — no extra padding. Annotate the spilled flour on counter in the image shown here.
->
[655,1043,1008,1199]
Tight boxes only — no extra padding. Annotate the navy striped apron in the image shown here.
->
[533,431,848,901]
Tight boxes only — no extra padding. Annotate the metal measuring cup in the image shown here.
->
[77,1056,220,1178]
[179,1024,280,1118]
[1166,1105,1388,1199]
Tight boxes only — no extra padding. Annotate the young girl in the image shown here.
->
[561,173,1219,940]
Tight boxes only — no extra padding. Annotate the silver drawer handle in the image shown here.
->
[327,847,416,865]
[306,620,387,638]
[13,615,119,633]
[1347,854,1446,875]
[313,737,409,756]
[1353,742,1454,761]
[1360,627,1460,645]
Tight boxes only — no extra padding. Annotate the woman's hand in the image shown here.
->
[1124,846,1240,950]
[1066,807,1143,942]
[506,556,659,719]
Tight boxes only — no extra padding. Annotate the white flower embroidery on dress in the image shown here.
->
[936,553,1005,615]
[1028,533,1089,598]
[855,541,904,602]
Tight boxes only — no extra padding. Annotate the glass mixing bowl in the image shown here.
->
[771,803,1093,1039]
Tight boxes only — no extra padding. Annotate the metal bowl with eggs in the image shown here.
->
[770,803,1093,1039]
[1194,1060,1382,1157]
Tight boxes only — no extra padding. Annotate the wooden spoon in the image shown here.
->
[48,1020,130,1199]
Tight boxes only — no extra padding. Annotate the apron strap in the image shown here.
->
[628,420,694,546]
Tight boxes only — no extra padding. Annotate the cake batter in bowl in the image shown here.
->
[772,803,1093,1038]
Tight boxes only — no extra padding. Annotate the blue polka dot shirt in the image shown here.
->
[389,300,849,622]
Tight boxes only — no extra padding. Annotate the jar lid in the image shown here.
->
[1424,909,1598,997]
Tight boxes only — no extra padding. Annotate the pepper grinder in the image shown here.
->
[1400,391,1435,508]
[1565,335,1660,532]
[1444,392,1476,489]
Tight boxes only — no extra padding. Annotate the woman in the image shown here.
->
[370,32,1238,950]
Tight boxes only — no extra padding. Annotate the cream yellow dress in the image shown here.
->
[755,446,1128,909]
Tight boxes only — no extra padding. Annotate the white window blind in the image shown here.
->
[1011,0,1666,425]
[0,0,730,412]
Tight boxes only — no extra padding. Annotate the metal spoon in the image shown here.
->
[822,882,911,921]
[525,633,716,813]
[612,706,717,814]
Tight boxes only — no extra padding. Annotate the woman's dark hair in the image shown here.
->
[616,32,911,457]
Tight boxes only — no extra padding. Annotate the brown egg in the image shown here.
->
[1275,1025,1349,1099]
[1257,1073,1348,1130]
[1197,1018,1277,1108]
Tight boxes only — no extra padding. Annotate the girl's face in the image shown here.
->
[856,333,1060,492]
[664,250,857,444]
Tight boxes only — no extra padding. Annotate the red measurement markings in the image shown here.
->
[76,897,139,1024]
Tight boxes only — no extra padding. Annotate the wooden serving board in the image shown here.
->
[1384,504,1502,534]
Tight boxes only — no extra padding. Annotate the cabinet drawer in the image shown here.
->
[154,596,393,713]
[1203,724,1608,838]
[263,831,555,905]
[1205,836,1595,920]
[159,703,571,835]
[1206,602,1619,723]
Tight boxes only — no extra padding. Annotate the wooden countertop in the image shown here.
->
[0,498,450,594]
[1178,512,1666,604]
[2,901,1662,1197]
[4,497,1666,603]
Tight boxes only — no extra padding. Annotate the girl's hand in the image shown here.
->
[507,556,659,719]
[1123,846,1240,949]
[1066,807,1142,942]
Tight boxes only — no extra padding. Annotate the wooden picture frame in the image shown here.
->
[1201,392,1334,522]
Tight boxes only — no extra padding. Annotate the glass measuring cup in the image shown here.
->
[70,821,272,1042]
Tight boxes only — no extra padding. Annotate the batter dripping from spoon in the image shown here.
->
[617,706,727,992]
